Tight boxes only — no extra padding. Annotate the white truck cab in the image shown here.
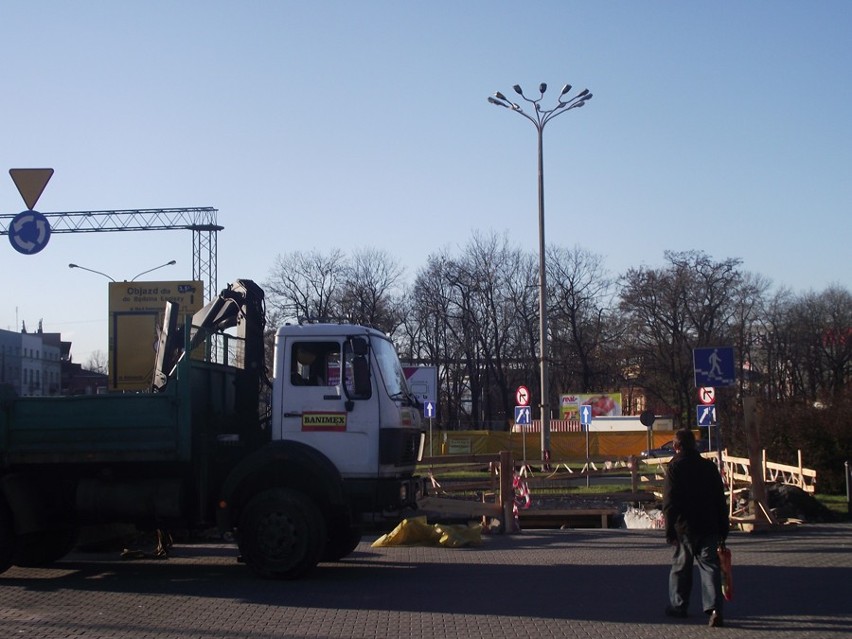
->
[272,323,424,479]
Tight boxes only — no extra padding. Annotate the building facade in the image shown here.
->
[0,325,64,396]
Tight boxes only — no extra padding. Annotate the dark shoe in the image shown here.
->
[708,611,724,627]
[665,605,688,618]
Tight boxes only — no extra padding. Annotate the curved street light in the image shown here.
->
[68,260,177,282]
[488,81,592,466]
[67,263,116,282]
[130,260,177,281]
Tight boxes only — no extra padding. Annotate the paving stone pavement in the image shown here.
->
[1,523,850,639]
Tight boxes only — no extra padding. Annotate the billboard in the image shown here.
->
[560,393,623,420]
[108,280,203,391]
[403,366,438,405]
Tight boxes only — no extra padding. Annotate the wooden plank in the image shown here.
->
[519,508,618,516]
[417,496,501,517]
[518,509,618,529]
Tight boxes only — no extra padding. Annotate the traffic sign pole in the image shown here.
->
[580,405,593,488]
[514,404,532,475]
[423,400,437,457]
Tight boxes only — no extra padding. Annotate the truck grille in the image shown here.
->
[379,429,423,466]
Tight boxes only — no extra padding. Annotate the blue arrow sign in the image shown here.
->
[697,404,717,426]
[424,401,436,419]
[514,405,531,425]
[580,404,592,426]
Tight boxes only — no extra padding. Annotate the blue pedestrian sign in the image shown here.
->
[697,404,717,426]
[514,405,531,425]
[693,347,736,388]
[423,401,436,419]
[580,404,592,426]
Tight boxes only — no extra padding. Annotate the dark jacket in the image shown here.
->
[662,449,728,542]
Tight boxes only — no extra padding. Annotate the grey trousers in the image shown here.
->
[669,534,724,615]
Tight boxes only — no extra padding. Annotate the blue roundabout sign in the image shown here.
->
[8,210,51,254]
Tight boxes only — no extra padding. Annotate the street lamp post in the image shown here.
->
[129,260,177,281]
[68,260,176,282]
[488,82,592,464]
[67,263,116,282]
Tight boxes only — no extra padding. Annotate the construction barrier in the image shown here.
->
[431,429,676,462]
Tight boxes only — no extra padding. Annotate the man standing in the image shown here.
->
[662,428,729,627]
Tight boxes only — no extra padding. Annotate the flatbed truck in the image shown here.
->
[0,279,424,578]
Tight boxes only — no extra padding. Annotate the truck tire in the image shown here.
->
[322,523,362,562]
[0,498,15,574]
[238,488,326,580]
[12,526,78,568]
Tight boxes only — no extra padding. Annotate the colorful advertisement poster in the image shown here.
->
[560,393,623,419]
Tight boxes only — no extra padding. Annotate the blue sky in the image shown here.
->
[2,1,850,364]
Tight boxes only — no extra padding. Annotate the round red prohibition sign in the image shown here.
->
[516,385,530,406]
[699,386,716,405]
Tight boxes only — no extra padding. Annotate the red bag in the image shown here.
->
[718,542,733,601]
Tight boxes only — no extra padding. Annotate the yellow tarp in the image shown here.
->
[371,516,483,548]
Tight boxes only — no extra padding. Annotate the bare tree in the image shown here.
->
[410,251,471,428]
[411,233,537,428]
[338,248,406,335]
[752,285,852,491]
[619,250,745,426]
[264,249,347,322]
[792,286,852,401]
[85,350,108,374]
[547,245,619,395]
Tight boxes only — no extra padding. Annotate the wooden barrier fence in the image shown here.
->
[417,448,816,530]
[720,449,817,494]
[640,448,817,493]
[418,452,516,531]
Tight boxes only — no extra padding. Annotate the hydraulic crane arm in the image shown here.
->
[152,279,268,392]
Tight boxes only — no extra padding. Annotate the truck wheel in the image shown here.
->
[238,488,326,579]
[322,524,362,562]
[12,527,78,568]
[0,499,15,574]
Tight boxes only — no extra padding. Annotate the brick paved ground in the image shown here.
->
[1,523,850,639]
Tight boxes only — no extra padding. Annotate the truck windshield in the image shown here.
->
[370,336,413,404]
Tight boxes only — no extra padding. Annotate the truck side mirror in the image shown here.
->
[351,337,368,357]
[352,356,371,396]
[344,337,372,403]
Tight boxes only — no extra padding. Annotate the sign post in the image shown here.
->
[7,169,55,255]
[515,386,531,474]
[697,387,716,451]
[694,349,735,455]
[580,404,593,488]
[514,405,532,473]
[423,400,437,456]
[640,409,656,462]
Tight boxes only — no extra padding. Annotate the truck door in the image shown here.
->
[277,338,378,475]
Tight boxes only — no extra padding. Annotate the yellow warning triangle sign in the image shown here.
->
[9,168,54,210]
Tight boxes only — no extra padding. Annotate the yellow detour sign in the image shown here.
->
[108,280,204,391]
[9,168,54,210]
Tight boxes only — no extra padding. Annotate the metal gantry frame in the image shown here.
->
[0,207,223,303]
